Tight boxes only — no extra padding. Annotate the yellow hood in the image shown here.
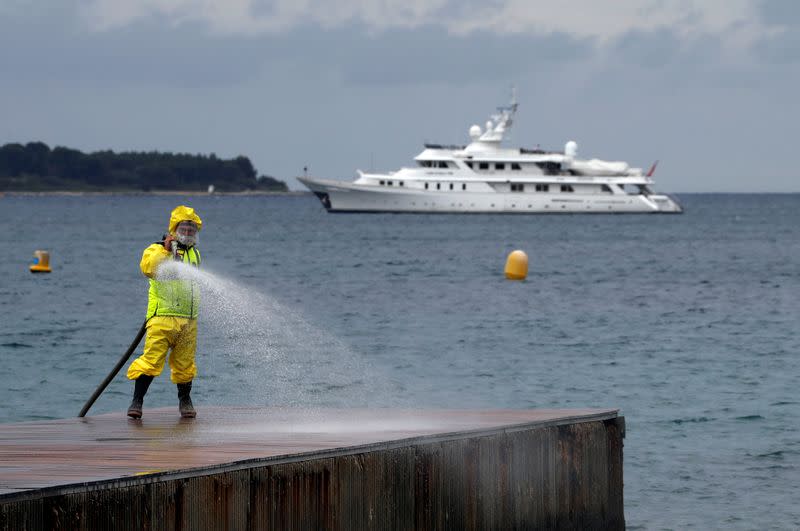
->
[168,205,203,234]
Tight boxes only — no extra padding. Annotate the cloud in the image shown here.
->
[449,0,755,41]
[0,13,267,86]
[70,1,774,77]
[4,0,785,90]
[78,0,452,34]
[77,0,761,45]
[0,6,593,88]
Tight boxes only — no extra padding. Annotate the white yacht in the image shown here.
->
[298,95,682,214]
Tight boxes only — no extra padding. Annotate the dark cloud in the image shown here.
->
[0,9,595,88]
[3,3,797,86]
[0,15,269,86]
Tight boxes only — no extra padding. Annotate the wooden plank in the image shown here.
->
[0,407,617,497]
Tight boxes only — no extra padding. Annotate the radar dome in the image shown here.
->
[469,125,482,140]
[565,140,578,159]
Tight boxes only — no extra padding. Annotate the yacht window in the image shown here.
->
[535,184,549,192]
[465,161,474,169]
[449,183,454,190]
[496,163,505,170]
[511,163,522,170]
[601,184,612,193]
[436,183,441,190]
[479,162,489,170]
[425,182,429,190]
[399,181,404,186]
[561,184,574,192]
[388,180,393,186]
[511,183,524,192]
[438,161,450,169]
[380,180,385,185]
[462,183,466,190]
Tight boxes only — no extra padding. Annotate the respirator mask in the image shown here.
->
[174,221,199,247]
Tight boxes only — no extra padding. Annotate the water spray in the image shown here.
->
[79,259,396,417]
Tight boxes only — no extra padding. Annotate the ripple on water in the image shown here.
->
[735,414,765,421]
[668,416,715,425]
[753,450,786,460]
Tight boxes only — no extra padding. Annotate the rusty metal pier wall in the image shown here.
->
[1,414,624,530]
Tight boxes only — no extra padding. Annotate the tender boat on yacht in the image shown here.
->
[298,95,682,214]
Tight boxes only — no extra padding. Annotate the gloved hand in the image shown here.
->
[163,235,176,252]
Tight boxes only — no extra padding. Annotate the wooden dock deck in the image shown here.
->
[0,407,625,529]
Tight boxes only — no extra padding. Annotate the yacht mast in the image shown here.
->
[478,87,518,144]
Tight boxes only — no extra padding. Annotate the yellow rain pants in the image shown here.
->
[127,316,197,384]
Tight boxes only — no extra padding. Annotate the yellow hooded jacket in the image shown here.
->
[142,206,203,319]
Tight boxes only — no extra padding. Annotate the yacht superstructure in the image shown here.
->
[298,95,682,214]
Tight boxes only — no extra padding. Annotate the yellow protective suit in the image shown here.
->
[127,317,197,383]
[127,206,203,384]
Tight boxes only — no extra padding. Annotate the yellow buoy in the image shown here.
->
[504,250,528,280]
[30,250,52,273]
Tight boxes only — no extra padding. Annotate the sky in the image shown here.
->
[1,0,798,192]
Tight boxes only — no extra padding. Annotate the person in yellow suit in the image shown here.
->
[127,205,203,419]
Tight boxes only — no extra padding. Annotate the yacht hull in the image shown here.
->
[298,177,683,214]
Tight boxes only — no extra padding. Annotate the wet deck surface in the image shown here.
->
[0,406,617,496]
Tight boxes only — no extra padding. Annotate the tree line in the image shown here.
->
[0,142,288,192]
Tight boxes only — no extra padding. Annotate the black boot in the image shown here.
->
[177,381,196,418]
[127,375,154,419]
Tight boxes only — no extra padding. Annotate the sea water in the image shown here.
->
[0,193,798,529]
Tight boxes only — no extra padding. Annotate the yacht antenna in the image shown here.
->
[498,85,518,128]
[480,86,519,143]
